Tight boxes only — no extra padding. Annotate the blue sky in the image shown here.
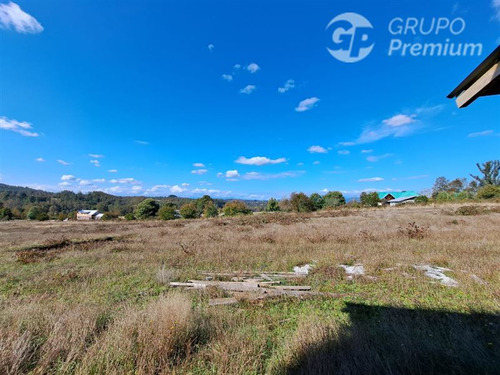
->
[1,0,499,199]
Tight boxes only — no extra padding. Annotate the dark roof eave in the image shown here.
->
[447,45,500,99]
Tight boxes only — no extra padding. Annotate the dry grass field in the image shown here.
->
[1,203,499,374]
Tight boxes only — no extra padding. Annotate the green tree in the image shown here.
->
[432,177,450,198]
[26,206,41,220]
[222,201,252,216]
[180,202,199,219]
[476,184,500,199]
[309,193,325,210]
[203,202,219,218]
[436,191,452,201]
[158,205,177,220]
[360,192,380,207]
[323,191,346,208]
[0,207,13,221]
[414,195,429,204]
[134,198,160,219]
[266,198,281,212]
[470,160,500,186]
[290,192,315,212]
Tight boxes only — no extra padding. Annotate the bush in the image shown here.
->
[180,202,199,219]
[435,191,452,202]
[124,213,136,220]
[203,202,219,218]
[266,198,281,212]
[222,201,252,216]
[290,193,315,213]
[455,205,484,216]
[360,192,380,207]
[134,199,160,220]
[323,191,346,208]
[476,185,500,199]
[0,207,13,221]
[414,195,429,204]
[309,193,325,210]
[158,205,177,220]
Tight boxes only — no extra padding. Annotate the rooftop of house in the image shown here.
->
[387,196,419,203]
[78,210,99,215]
[378,191,419,200]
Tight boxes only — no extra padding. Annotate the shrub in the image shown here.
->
[158,205,177,220]
[134,199,160,220]
[435,191,452,201]
[360,192,380,207]
[180,202,199,219]
[124,213,136,220]
[266,198,281,212]
[476,184,500,199]
[414,195,429,204]
[203,202,219,218]
[0,207,13,221]
[290,193,315,213]
[455,205,484,216]
[309,193,325,210]
[223,201,252,216]
[323,191,346,208]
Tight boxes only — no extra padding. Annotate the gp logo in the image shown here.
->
[326,12,374,63]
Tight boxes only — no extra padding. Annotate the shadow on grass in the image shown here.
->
[284,303,500,375]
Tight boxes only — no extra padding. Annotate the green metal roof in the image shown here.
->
[378,191,418,199]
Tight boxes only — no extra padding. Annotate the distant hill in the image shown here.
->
[0,183,266,219]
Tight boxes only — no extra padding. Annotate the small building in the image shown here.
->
[77,210,103,221]
[378,191,419,206]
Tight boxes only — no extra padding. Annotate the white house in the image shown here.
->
[76,210,104,221]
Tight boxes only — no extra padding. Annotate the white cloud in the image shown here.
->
[135,140,149,145]
[109,177,140,184]
[493,0,500,20]
[361,149,373,154]
[131,185,143,193]
[79,179,92,186]
[222,74,233,82]
[0,116,39,137]
[240,85,256,94]
[366,153,393,162]
[57,160,71,166]
[295,97,319,112]
[382,114,416,127]
[358,177,384,182]
[0,2,43,34]
[191,169,208,175]
[233,64,241,70]
[170,185,186,194]
[149,184,169,192]
[90,159,100,167]
[246,63,260,73]
[338,150,350,155]
[181,182,190,187]
[108,186,122,193]
[208,43,214,52]
[307,145,327,154]
[313,161,320,165]
[108,169,118,173]
[92,178,106,183]
[61,175,76,181]
[193,162,205,168]
[225,170,240,179]
[278,79,295,93]
[88,154,104,158]
[35,157,45,162]
[235,156,287,166]
[242,171,304,180]
[468,130,494,137]
[59,181,71,187]
[339,141,355,146]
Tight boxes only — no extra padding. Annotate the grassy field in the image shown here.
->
[1,203,499,374]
